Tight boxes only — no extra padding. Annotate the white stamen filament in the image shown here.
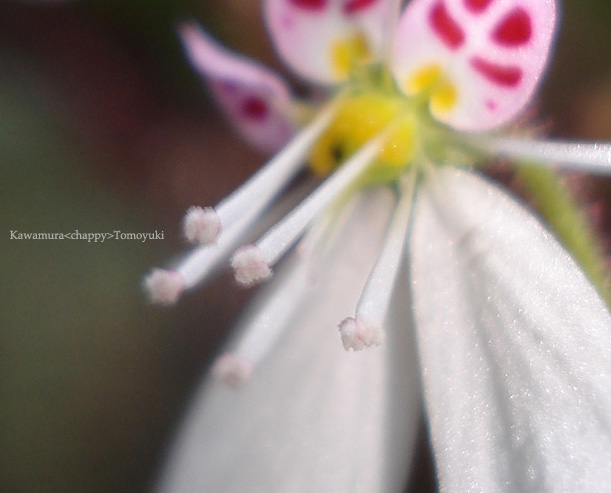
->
[146,102,341,302]
[214,216,333,385]
[214,261,308,386]
[475,137,611,175]
[183,101,339,244]
[176,213,252,289]
[339,171,416,351]
[231,131,390,286]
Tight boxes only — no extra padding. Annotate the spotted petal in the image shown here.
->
[392,0,557,131]
[157,189,420,493]
[265,0,392,84]
[179,22,296,152]
[410,168,611,491]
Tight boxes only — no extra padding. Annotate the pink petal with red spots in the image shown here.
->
[290,0,328,9]
[463,0,493,14]
[430,1,466,49]
[265,0,392,84]
[343,0,379,14]
[391,0,557,131]
[492,7,532,46]
[179,22,296,152]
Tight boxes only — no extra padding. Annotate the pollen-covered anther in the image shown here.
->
[330,31,371,80]
[144,268,185,306]
[338,317,385,351]
[212,353,253,387]
[183,206,221,244]
[231,245,272,287]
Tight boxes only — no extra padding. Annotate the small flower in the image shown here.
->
[148,0,611,491]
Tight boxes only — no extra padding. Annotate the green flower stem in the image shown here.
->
[517,164,611,308]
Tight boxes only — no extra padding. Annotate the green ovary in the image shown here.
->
[309,92,418,183]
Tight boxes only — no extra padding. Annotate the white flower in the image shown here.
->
[157,189,421,492]
[146,0,611,491]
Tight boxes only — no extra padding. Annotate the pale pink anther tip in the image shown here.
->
[231,245,272,287]
[144,268,185,306]
[183,206,221,244]
[338,317,384,352]
[213,353,253,387]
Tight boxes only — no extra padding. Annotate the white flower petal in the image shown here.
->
[157,188,421,493]
[410,167,611,492]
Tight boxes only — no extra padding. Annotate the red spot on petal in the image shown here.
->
[464,0,493,13]
[429,1,465,50]
[288,0,327,10]
[493,7,532,46]
[241,97,269,121]
[471,56,522,86]
[486,99,498,110]
[343,0,379,15]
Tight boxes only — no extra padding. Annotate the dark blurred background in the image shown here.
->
[0,1,610,492]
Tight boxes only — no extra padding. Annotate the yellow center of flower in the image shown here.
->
[309,92,417,182]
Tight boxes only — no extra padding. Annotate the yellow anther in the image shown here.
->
[406,63,458,114]
[331,32,371,80]
[405,63,443,94]
[431,81,457,115]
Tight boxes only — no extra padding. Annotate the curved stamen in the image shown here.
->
[474,137,611,175]
[214,214,334,385]
[179,214,253,290]
[214,260,308,386]
[232,129,391,287]
[183,100,340,245]
[144,210,256,305]
[145,100,342,304]
[339,171,416,350]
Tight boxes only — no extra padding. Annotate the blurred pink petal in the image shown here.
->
[264,0,393,84]
[179,22,296,152]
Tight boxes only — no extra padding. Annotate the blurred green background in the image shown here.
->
[0,1,610,492]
